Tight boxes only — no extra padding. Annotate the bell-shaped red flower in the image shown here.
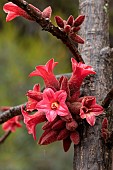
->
[36,88,70,122]
[69,58,96,95]
[29,59,60,90]
[80,96,103,126]
[3,2,42,22]
[21,107,46,140]
[2,116,22,132]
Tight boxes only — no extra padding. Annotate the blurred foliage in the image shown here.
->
[0,0,113,170]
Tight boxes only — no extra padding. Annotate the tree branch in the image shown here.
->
[0,104,25,124]
[7,0,84,63]
[102,86,113,109]
[0,131,11,144]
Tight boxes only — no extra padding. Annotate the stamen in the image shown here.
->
[51,101,59,110]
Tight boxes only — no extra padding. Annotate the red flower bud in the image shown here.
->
[71,26,80,33]
[39,130,58,145]
[102,117,108,129]
[52,119,65,130]
[74,15,85,27]
[64,25,71,33]
[38,129,51,144]
[70,131,80,145]
[67,102,82,114]
[66,15,74,26]
[60,76,70,99]
[55,16,64,28]
[42,118,58,130]
[57,129,70,140]
[60,112,73,123]
[42,6,52,19]
[66,120,78,131]
[70,33,84,44]
[101,117,109,142]
[63,137,72,152]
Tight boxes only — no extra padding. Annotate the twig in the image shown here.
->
[0,104,26,124]
[102,86,113,108]
[0,130,11,144]
[7,0,84,63]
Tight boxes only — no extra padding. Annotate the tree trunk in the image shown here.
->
[73,0,113,169]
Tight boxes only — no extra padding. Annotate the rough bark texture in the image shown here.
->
[73,0,113,170]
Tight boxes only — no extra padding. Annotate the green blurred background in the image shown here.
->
[0,0,113,170]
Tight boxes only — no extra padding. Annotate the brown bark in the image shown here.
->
[73,0,113,170]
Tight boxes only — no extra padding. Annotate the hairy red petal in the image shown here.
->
[66,15,74,26]
[39,130,58,145]
[70,33,84,44]
[74,15,85,27]
[70,131,80,145]
[66,120,78,131]
[52,119,65,130]
[102,117,108,129]
[42,6,52,19]
[38,129,51,144]
[60,76,70,99]
[2,116,22,132]
[60,112,73,123]
[86,114,95,126]
[71,26,81,33]
[42,118,59,130]
[63,137,72,152]
[64,25,71,33]
[57,129,70,140]
[55,16,64,28]
[67,101,81,114]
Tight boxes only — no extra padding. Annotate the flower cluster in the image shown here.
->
[3,2,52,22]
[55,15,85,44]
[21,58,103,152]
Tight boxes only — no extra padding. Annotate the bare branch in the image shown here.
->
[0,131,11,144]
[102,87,113,109]
[7,0,84,63]
[0,104,26,124]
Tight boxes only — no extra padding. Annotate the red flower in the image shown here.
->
[29,59,59,90]
[80,96,103,126]
[3,2,41,22]
[2,116,22,132]
[69,58,96,95]
[21,107,46,140]
[3,2,52,22]
[26,84,43,111]
[36,88,70,122]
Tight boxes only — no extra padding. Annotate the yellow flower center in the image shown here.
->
[51,101,59,110]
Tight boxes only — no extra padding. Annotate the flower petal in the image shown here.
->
[86,114,96,126]
[46,110,57,122]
